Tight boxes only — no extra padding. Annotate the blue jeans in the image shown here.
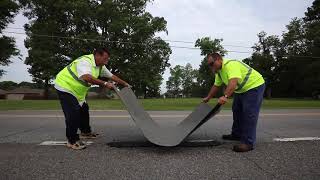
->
[57,90,92,144]
[231,84,265,145]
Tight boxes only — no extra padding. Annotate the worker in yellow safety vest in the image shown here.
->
[55,47,130,150]
[203,53,265,152]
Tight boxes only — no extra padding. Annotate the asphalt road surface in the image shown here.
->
[0,109,319,180]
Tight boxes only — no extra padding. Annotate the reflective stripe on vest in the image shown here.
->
[66,55,102,87]
[67,65,90,87]
[218,60,252,91]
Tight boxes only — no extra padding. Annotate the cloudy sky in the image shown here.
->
[1,0,314,92]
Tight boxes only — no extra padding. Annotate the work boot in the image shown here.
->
[66,141,86,150]
[232,144,253,152]
[222,134,241,141]
[80,132,99,139]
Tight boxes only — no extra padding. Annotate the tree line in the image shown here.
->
[1,0,171,98]
[1,0,319,99]
[166,0,320,99]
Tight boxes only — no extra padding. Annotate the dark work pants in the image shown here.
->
[57,90,92,144]
[231,84,265,146]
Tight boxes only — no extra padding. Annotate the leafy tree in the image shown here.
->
[304,0,320,57]
[279,1,320,98]
[18,81,44,89]
[20,0,74,98]
[0,0,20,77]
[243,31,284,98]
[166,63,198,97]
[303,0,320,97]
[19,0,171,98]
[245,0,320,98]
[278,18,310,97]
[194,37,227,97]
[0,81,18,90]
[166,65,184,97]
[95,1,171,98]
[181,63,197,97]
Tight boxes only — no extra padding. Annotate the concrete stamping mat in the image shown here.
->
[114,87,221,147]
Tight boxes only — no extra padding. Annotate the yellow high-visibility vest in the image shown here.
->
[55,54,101,101]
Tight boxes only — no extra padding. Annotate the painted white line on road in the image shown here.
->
[39,141,93,146]
[260,113,320,117]
[0,115,188,118]
[4,110,126,112]
[1,113,320,118]
[188,139,216,143]
[273,137,320,142]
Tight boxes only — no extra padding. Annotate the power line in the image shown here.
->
[3,30,320,59]
[6,27,24,30]
[169,45,251,53]
[161,38,253,48]
[284,55,320,59]
[5,26,253,49]
[2,30,253,54]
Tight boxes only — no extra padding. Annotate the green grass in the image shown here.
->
[0,98,319,110]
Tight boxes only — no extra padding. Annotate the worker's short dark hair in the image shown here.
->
[94,47,110,56]
[207,52,222,61]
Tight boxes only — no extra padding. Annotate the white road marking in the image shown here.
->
[260,113,320,117]
[273,137,320,142]
[0,115,187,118]
[39,141,93,146]
[0,113,320,118]
[188,139,216,143]
[4,110,126,112]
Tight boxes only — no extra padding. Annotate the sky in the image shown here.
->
[1,0,314,93]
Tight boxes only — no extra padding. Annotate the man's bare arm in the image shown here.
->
[203,85,220,103]
[208,85,220,98]
[224,78,239,97]
[217,78,239,105]
[80,74,113,89]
